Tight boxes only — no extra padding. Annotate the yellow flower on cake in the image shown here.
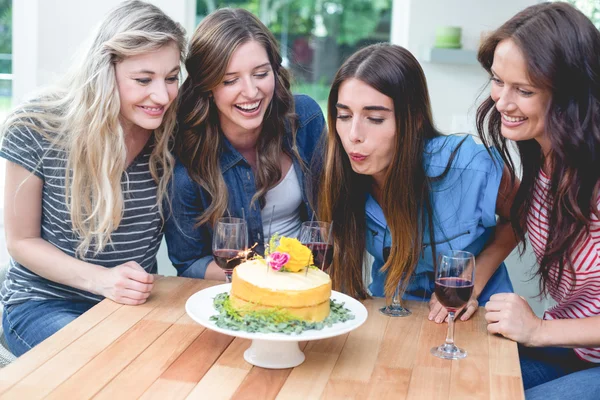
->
[274,237,313,272]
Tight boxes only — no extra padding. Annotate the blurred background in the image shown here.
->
[0,0,599,315]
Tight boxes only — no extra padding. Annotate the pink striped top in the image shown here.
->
[527,171,600,363]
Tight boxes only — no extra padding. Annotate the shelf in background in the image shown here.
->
[421,47,479,65]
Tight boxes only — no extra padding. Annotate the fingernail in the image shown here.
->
[435,318,441,323]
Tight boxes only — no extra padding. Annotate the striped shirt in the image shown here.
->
[0,123,164,306]
[527,170,600,363]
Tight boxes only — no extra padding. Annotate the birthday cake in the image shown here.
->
[229,237,332,322]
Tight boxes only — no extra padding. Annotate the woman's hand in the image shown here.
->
[96,261,154,305]
[204,261,227,281]
[428,293,479,323]
[485,293,543,346]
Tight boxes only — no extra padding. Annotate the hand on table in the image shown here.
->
[428,293,479,323]
[485,293,543,346]
[97,261,154,305]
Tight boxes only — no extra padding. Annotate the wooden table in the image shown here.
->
[0,277,524,399]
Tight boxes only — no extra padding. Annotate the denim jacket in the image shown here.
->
[164,94,325,278]
[366,135,514,302]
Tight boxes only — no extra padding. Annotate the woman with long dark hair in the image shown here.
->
[164,9,325,280]
[478,2,600,397]
[319,43,515,323]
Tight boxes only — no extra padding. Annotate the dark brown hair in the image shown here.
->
[476,2,600,294]
[175,8,297,226]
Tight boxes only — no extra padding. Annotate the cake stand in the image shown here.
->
[185,284,368,369]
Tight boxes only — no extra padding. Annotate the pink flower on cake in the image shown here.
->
[268,251,290,271]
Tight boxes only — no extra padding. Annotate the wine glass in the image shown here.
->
[212,217,248,283]
[298,221,333,272]
[379,227,411,317]
[430,249,475,360]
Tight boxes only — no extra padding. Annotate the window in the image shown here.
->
[195,0,392,112]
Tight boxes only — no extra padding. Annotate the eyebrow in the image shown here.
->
[490,68,532,87]
[132,66,180,75]
[336,103,393,112]
[224,62,271,76]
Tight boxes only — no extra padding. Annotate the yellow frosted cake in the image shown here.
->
[230,258,332,322]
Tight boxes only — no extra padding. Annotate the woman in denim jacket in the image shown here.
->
[319,43,515,322]
[165,9,325,280]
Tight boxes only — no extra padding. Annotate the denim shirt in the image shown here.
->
[164,94,325,278]
[366,135,514,302]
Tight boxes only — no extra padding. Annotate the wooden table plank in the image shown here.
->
[139,330,235,400]
[321,300,390,399]
[93,314,205,400]
[185,338,253,399]
[46,278,206,400]
[364,300,427,400]
[0,277,185,400]
[448,310,491,400]
[230,342,308,400]
[275,336,348,400]
[406,302,452,400]
[0,296,122,395]
[489,329,525,400]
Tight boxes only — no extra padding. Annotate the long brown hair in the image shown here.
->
[176,8,296,227]
[476,2,600,295]
[319,44,442,299]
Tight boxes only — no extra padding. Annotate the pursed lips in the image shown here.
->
[349,152,367,161]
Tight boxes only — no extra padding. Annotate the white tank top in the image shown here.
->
[261,163,303,240]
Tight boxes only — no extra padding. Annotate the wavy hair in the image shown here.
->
[176,8,297,227]
[476,2,600,294]
[319,43,449,299]
[2,0,186,256]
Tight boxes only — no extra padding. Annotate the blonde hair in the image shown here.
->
[2,0,186,256]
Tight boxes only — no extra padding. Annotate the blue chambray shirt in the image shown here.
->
[366,135,514,302]
[164,94,325,278]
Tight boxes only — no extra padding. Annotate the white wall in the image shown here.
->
[392,0,539,133]
[391,0,553,315]
[13,0,197,104]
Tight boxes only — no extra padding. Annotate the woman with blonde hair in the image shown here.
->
[165,8,325,280]
[0,0,186,356]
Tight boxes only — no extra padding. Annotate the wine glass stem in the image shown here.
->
[391,283,401,307]
[225,271,233,283]
[445,311,456,345]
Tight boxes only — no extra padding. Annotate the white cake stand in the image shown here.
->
[185,284,368,369]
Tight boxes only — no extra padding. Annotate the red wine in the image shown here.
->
[306,242,333,271]
[435,277,473,311]
[383,246,391,263]
[213,249,244,271]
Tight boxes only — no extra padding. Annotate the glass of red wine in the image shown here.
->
[298,221,333,272]
[379,227,411,317]
[212,217,248,283]
[430,249,475,360]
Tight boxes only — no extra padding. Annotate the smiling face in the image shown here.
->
[335,78,396,187]
[490,39,551,152]
[115,42,181,136]
[211,40,275,139]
